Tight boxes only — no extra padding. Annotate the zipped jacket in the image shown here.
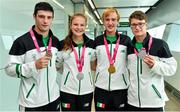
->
[94,31,131,91]
[5,26,60,107]
[56,34,95,95]
[127,32,177,107]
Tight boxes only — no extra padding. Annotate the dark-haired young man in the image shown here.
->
[5,2,60,111]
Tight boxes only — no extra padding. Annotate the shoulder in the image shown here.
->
[119,34,131,46]
[152,37,168,47]
[120,34,131,41]
[95,34,103,41]
[58,39,65,50]
[9,32,30,55]
[83,34,95,48]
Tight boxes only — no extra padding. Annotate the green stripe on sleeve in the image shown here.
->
[16,64,20,78]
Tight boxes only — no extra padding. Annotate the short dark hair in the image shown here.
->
[129,11,147,24]
[34,2,54,17]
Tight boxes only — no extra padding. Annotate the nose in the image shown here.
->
[43,17,49,24]
[108,20,113,24]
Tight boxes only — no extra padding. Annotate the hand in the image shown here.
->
[35,53,52,69]
[143,55,155,68]
[46,50,52,58]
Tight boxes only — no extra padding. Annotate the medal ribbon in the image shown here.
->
[134,36,153,56]
[72,45,86,73]
[30,29,52,52]
[104,35,120,65]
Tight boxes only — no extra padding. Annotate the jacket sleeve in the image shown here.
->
[150,57,177,76]
[150,41,177,76]
[55,51,64,74]
[5,39,39,78]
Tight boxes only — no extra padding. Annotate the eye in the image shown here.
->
[38,15,45,19]
[105,18,110,21]
[80,24,85,27]
[47,16,53,19]
[73,23,78,26]
[112,18,116,21]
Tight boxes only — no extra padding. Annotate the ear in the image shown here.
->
[33,14,35,19]
[145,23,148,28]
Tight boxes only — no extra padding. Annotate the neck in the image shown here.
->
[34,26,49,37]
[73,35,83,44]
[106,31,116,36]
[135,34,147,42]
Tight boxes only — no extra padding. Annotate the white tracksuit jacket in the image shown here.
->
[5,26,60,107]
[127,32,177,108]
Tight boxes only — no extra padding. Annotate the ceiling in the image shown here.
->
[72,0,163,24]
[1,0,65,25]
[1,0,163,27]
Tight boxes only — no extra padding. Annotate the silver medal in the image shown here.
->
[76,72,84,80]
[138,50,146,59]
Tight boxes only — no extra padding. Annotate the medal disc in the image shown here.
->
[76,72,84,80]
[46,50,52,57]
[108,64,116,74]
[138,50,146,59]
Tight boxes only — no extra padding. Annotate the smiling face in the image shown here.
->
[103,12,119,35]
[34,10,53,36]
[70,16,86,38]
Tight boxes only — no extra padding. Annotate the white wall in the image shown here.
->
[165,52,180,91]
[164,22,180,91]
[147,0,180,92]
[0,0,74,111]
[147,0,180,28]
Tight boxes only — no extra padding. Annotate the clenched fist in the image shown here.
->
[35,51,52,69]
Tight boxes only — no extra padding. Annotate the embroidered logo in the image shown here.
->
[88,52,91,55]
[121,50,126,53]
[32,54,36,60]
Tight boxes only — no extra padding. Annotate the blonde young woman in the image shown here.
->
[56,13,95,111]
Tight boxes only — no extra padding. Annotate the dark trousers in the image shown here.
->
[24,97,60,111]
[94,87,127,111]
[60,91,93,111]
[126,103,163,111]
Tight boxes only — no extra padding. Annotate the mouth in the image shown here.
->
[107,26,114,29]
[74,29,84,33]
[42,25,49,27]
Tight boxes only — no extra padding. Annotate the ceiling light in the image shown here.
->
[99,19,103,24]
[88,0,95,10]
[94,10,100,19]
[52,0,64,9]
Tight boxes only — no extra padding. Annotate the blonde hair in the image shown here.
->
[102,7,120,21]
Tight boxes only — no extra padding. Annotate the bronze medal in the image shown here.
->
[108,64,116,74]
[46,50,52,57]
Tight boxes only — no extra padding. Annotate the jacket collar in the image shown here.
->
[132,32,151,49]
[31,25,53,40]
[103,30,119,39]
[72,33,90,47]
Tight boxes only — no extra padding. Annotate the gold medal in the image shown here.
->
[108,64,116,74]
